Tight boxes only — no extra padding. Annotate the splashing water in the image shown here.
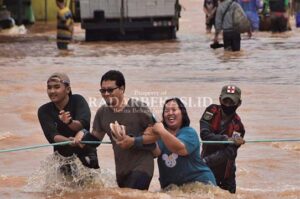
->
[24,152,117,196]
[0,131,14,141]
[271,142,300,152]
[161,182,232,199]
[23,152,230,198]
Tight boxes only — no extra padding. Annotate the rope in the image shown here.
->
[0,141,71,153]
[201,138,300,144]
[245,138,300,143]
[1,139,299,154]
[0,141,110,154]
[81,141,111,144]
[79,139,300,145]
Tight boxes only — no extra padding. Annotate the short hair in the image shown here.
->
[100,70,125,90]
[162,98,190,128]
[56,0,65,3]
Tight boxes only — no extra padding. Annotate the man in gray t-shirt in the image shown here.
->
[81,70,157,190]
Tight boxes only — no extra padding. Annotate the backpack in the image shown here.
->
[222,1,251,33]
[232,2,251,33]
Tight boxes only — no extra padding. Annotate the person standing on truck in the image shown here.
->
[56,0,74,50]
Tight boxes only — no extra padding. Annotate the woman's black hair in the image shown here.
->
[162,97,190,128]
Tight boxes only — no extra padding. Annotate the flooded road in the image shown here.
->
[0,0,300,198]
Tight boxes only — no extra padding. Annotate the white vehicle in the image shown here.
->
[79,0,181,40]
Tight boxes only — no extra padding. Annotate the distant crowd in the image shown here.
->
[204,0,300,33]
[204,0,300,51]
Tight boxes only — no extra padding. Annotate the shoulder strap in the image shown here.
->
[222,0,234,22]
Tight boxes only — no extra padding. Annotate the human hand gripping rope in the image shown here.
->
[0,133,300,153]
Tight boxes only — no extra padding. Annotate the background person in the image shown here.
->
[56,0,74,50]
[214,0,252,51]
[267,0,289,32]
[238,0,262,31]
[292,0,300,27]
[203,0,219,33]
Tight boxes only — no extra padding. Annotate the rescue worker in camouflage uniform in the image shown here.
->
[199,85,245,193]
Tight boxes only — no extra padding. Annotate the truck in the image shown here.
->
[79,0,181,41]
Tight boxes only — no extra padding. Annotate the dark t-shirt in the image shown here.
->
[93,98,155,177]
[38,94,94,157]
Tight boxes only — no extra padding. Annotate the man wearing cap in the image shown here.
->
[199,85,245,193]
[38,73,99,171]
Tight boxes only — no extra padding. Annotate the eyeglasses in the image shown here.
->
[99,87,119,94]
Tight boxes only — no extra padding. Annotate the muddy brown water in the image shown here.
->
[0,0,299,198]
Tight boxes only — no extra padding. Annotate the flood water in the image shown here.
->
[0,0,300,198]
